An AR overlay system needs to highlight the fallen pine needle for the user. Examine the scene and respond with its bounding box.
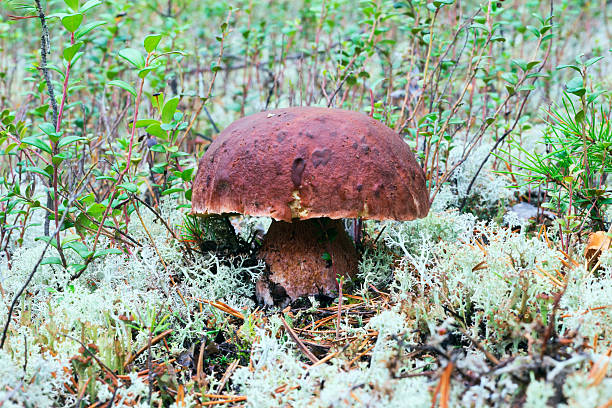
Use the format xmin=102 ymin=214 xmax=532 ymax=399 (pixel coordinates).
xmin=280 ymin=315 xmax=320 ymax=364
xmin=201 ymin=394 xmax=238 ymax=399
xmin=200 ymin=396 xmax=247 ymax=406
xmin=588 ymin=347 xmax=612 ymax=387
xmin=308 ymin=350 xmax=340 ymax=369
xmin=124 ymin=329 xmax=173 ymax=368
xmin=216 ymin=360 xmax=240 ymax=394
xmin=597 ymin=397 xmax=612 ymax=408
xmin=346 ymin=343 xmax=375 ymax=368
xmin=194 ymin=298 xmax=244 ymax=320
xmin=431 ymin=361 xmax=454 ymax=408
xmin=350 ymin=391 xmax=362 ymax=403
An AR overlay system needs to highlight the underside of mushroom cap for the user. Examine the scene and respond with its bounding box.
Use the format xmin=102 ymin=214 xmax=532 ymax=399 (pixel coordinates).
xmin=192 ymin=107 xmax=430 ymax=222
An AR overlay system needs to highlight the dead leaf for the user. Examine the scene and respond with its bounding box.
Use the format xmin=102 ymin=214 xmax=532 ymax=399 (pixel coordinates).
xmin=585 ymin=231 xmax=611 ymax=271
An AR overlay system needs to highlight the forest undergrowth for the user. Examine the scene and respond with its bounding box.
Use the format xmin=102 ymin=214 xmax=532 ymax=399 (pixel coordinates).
xmin=0 ymin=0 xmax=610 ymax=406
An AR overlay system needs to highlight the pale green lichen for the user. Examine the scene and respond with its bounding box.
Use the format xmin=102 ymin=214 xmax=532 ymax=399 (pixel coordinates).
xmin=1 ymin=197 xmax=610 ymax=406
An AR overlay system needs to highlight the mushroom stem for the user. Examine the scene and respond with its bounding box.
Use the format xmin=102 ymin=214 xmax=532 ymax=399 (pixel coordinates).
xmin=256 ymin=218 xmax=358 ymax=305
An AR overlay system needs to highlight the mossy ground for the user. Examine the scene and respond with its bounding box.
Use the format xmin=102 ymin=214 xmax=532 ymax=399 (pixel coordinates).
xmin=1 ymin=203 xmax=610 ymax=407
xmin=0 ymin=0 xmax=610 ymax=406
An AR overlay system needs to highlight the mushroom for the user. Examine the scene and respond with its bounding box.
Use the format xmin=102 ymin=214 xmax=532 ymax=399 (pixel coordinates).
xmin=191 ymin=107 xmax=429 ymax=305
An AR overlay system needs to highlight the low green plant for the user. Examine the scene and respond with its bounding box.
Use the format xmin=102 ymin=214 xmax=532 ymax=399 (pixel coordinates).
xmin=0 ymin=1 xmax=610 ymax=406
xmin=499 ymin=54 xmax=611 ymax=251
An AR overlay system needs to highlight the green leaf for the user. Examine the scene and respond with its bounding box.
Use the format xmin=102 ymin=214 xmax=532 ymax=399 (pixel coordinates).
xmin=70 ymin=51 xmax=85 ymax=66
xmin=151 ymin=93 xmax=164 ymax=111
xmin=161 ymin=97 xmax=179 ymax=123
xmin=144 ymin=34 xmax=162 ymax=53
xmin=64 ymin=241 xmax=92 ymax=259
xmin=4 ymin=143 xmax=18 ymax=154
xmin=511 ymin=59 xmax=528 ymax=71
xmin=517 ymin=84 xmax=535 ymax=92
xmin=432 ymin=0 xmax=454 ymax=8
xmin=21 ymin=137 xmax=52 ymax=154
xmin=556 ymin=64 xmax=581 ymax=73
xmin=75 ymin=21 xmax=105 ymax=39
xmin=93 ymin=248 xmax=122 ymax=258
xmin=80 ymin=0 xmax=102 ymax=12
xmin=68 ymin=264 xmax=87 ymax=274
xmin=118 ymin=182 xmax=138 ymax=193
xmin=145 ymin=123 xmax=168 ymax=139
xmin=86 ymin=203 xmax=106 ymax=218
xmin=63 ymin=42 xmax=83 ymax=63
xmin=108 ymin=80 xmax=137 ymax=98
xmin=118 ymin=48 xmax=145 ymax=69
xmin=180 ymin=168 xmax=194 ymax=181
xmin=52 ymin=153 xmax=66 ymax=165
xmin=138 ymin=66 xmax=156 ymax=78
xmin=539 ymin=25 xmax=552 ymax=35
xmin=151 ymin=163 xmax=167 ymax=173
xmin=565 ymin=77 xmax=585 ymax=96
xmin=575 ymin=110 xmax=585 ymax=123
xmin=39 ymin=122 xmax=57 ymax=136
xmin=587 ymin=90 xmax=606 ymax=104
xmin=41 ymin=256 xmax=63 ymax=265
xmin=135 ymin=119 xmax=159 ymax=128
xmin=321 ymin=252 xmax=332 ymax=261
xmin=150 ymin=144 xmax=166 ymax=152
xmin=58 ymin=135 xmax=87 ymax=148
xmin=35 ymin=236 xmax=59 ymax=249
xmin=25 ymin=166 xmax=52 ymax=178
xmin=45 ymin=63 xmax=66 ymax=77
xmin=585 ymin=56 xmax=603 ymax=67
xmin=61 ymin=13 xmax=83 ymax=33
xmin=526 ymin=72 xmax=549 ymax=79
xmin=526 ymin=25 xmax=540 ymax=38
xmin=161 ymin=187 xmax=183 ymax=196
xmin=210 ymin=61 xmax=221 ymax=72
xmin=63 ymin=0 xmax=79 ymax=11
xmin=501 ymin=72 xmax=518 ymax=85
xmin=526 ymin=60 xmax=540 ymax=70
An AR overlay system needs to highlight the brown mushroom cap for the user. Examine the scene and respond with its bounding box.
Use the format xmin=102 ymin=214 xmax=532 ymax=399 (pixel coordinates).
xmin=192 ymin=107 xmax=429 ymax=222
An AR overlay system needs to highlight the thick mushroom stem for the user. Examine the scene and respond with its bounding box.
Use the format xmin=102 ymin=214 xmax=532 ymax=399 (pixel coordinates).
xmin=256 ymin=218 xmax=358 ymax=305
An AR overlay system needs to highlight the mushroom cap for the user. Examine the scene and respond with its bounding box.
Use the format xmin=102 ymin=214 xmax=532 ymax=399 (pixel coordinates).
xmin=191 ymin=107 xmax=430 ymax=222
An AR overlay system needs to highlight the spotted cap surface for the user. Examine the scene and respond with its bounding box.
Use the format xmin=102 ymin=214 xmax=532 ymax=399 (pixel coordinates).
xmin=191 ymin=107 xmax=430 ymax=221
